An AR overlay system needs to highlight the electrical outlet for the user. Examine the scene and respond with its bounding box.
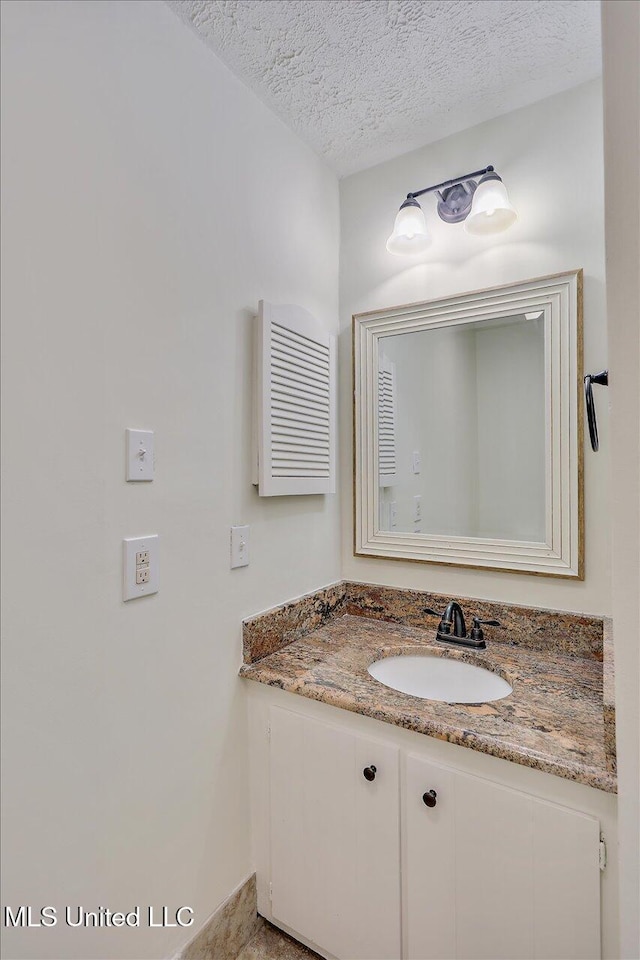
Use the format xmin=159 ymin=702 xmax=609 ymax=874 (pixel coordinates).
xmin=123 ymin=535 xmax=159 ymax=600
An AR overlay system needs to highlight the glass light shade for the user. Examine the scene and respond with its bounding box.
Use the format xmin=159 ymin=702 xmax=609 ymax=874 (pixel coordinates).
xmin=464 ymin=177 xmax=517 ymax=236
xmin=386 ymin=202 xmax=430 ymax=255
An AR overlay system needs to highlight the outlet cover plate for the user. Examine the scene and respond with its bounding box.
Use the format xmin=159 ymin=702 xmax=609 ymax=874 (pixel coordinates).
xmin=123 ymin=535 xmax=159 ymax=600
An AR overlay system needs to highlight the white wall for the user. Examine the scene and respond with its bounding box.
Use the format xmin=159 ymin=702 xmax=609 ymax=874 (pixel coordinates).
xmin=601 ymin=2 xmax=640 ymax=956
xmin=0 ymin=3 xmax=340 ymax=959
xmin=475 ymin=318 xmax=546 ymax=541
xmin=340 ymin=80 xmax=610 ymax=614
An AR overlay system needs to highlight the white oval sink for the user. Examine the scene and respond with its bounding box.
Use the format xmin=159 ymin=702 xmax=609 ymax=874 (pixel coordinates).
xmin=368 ymin=654 xmax=512 ymax=703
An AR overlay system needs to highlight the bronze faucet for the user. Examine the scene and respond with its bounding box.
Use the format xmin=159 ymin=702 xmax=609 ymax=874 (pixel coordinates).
xmin=424 ymin=601 xmax=500 ymax=650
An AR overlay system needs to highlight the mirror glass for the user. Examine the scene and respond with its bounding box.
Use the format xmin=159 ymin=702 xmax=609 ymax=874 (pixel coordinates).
xmin=354 ymin=272 xmax=582 ymax=577
xmin=378 ymin=312 xmax=546 ymax=542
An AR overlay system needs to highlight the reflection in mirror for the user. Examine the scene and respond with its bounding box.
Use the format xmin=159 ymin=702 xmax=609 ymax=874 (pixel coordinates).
xmin=378 ymin=312 xmax=546 ymax=542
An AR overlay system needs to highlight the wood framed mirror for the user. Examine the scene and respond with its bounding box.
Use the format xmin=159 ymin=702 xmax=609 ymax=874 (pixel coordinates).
xmin=353 ymin=270 xmax=583 ymax=577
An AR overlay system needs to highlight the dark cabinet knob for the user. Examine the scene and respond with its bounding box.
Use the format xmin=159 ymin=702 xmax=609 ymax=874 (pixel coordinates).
xmin=363 ymin=765 xmax=377 ymax=782
xmin=422 ymin=789 xmax=437 ymax=807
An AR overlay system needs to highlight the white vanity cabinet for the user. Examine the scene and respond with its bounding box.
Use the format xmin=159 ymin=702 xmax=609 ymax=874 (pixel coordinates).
xmin=404 ymin=754 xmax=601 ymax=960
xmin=249 ymin=688 xmax=616 ymax=960
xmin=269 ymin=706 xmax=401 ymax=960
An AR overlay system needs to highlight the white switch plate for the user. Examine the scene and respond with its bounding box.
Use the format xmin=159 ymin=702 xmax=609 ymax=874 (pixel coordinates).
xmin=413 ymin=495 xmax=422 ymax=521
xmin=123 ymin=535 xmax=159 ymax=600
xmin=412 ymin=450 xmax=422 ymax=474
xmin=389 ymin=501 xmax=397 ymax=528
xmin=230 ymin=525 xmax=250 ymax=569
xmin=126 ymin=429 xmax=154 ymax=481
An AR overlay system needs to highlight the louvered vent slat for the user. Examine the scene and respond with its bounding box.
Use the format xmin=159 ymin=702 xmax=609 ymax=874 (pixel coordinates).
xmin=272 ymin=360 xmax=329 ymax=389
xmin=272 ymin=404 xmax=329 ymax=425
xmin=272 ymin=418 xmax=329 ymax=433
xmin=378 ymin=356 xmax=397 ymax=487
xmin=272 ymin=369 xmax=330 ymax=395
xmin=272 ymin=385 xmax=330 ymax=408
xmin=255 ymin=301 xmax=336 ymax=495
xmin=272 ymin=322 xmax=328 ymax=357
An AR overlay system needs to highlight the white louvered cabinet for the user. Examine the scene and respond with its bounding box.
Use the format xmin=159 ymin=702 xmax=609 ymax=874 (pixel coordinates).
xmin=255 ymin=301 xmax=336 ymax=496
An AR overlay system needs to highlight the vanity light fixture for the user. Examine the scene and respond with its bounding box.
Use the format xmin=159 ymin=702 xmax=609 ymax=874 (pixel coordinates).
xmin=386 ymin=165 xmax=517 ymax=256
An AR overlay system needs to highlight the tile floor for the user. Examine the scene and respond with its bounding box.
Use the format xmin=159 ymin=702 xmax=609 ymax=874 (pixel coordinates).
xmin=237 ymin=919 xmax=320 ymax=959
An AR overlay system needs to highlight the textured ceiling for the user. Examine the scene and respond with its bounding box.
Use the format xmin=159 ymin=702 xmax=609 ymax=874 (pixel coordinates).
xmin=166 ymin=0 xmax=601 ymax=177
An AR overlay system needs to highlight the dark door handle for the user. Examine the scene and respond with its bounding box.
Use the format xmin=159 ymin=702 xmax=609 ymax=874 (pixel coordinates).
xmin=423 ymin=790 xmax=437 ymax=807
xmin=584 ymin=370 xmax=608 ymax=452
xmin=363 ymin=765 xmax=377 ymax=782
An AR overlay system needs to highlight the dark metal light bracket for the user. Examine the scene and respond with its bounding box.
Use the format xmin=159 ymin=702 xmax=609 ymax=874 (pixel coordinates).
xmin=407 ymin=165 xmax=496 ymax=224
xmin=437 ymin=181 xmax=477 ymax=223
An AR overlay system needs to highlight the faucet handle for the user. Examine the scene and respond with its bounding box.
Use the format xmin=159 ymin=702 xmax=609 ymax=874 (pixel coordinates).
xmin=425 ymin=608 xmax=454 ymax=636
xmin=424 ymin=608 xmax=452 ymax=632
xmin=470 ymin=616 xmax=501 ymax=644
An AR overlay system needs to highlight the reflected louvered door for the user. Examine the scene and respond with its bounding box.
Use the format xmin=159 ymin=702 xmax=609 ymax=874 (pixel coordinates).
xmin=378 ymin=355 xmax=397 ymax=487
xmin=256 ymin=301 xmax=336 ymax=496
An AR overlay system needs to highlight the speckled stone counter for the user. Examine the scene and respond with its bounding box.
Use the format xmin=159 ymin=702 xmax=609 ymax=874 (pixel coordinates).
xmin=603 ymin=618 xmax=616 ymax=774
xmin=240 ymin=584 xmax=616 ymax=794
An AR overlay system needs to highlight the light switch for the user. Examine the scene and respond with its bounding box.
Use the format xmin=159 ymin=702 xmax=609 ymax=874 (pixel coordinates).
xmin=413 ymin=495 xmax=422 ymax=521
xmin=126 ymin=429 xmax=154 ymax=481
xmin=123 ymin=535 xmax=159 ymax=600
xmin=231 ymin=525 xmax=250 ymax=569
xmin=412 ymin=450 xmax=422 ymax=474
xmin=389 ymin=501 xmax=398 ymax=528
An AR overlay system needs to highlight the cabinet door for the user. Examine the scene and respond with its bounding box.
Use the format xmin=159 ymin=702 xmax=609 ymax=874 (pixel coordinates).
xmin=269 ymin=706 xmax=401 ymax=959
xmin=404 ymin=755 xmax=601 ymax=960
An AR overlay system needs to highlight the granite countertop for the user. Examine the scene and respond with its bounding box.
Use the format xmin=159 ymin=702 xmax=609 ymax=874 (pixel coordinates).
xmin=240 ymin=599 xmax=616 ymax=794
